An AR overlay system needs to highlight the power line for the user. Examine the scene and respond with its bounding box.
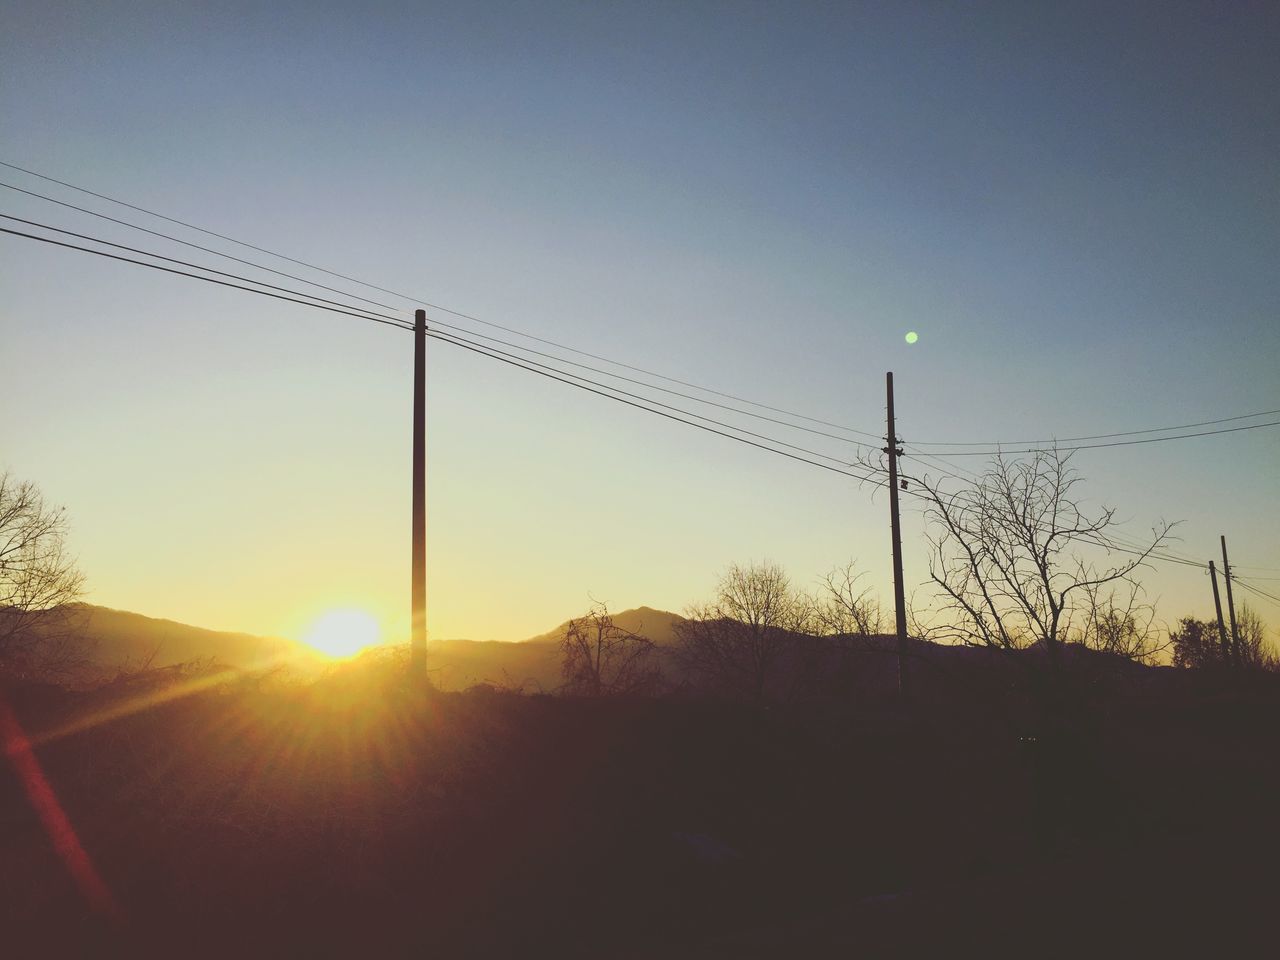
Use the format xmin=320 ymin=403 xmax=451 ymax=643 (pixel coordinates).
xmin=0 ymin=162 xmax=882 ymax=441
xmin=912 ymin=420 xmax=1280 ymax=456
xmin=1234 ymin=579 xmax=1280 ymax=611
xmin=0 ymin=159 xmax=411 ymax=308
xmin=420 ymin=317 xmax=881 ymax=450
xmin=428 ymin=327 xmax=880 ymax=476
xmin=13 ymin=161 xmax=1276 ymax=462
xmin=427 ymin=328 xmax=888 ymax=487
xmin=910 ymin=407 xmax=1280 ymax=448
xmin=0 ymin=213 xmax=411 ymax=327
xmin=0 ymin=180 xmax=404 ymax=313
xmin=1 ymin=222 xmax=882 ymax=485
xmin=0 ymin=225 xmax=413 ymax=332
xmin=5 ymin=169 xmax=1277 ymax=580
xmin=6 ymin=177 xmax=880 ymax=448
xmin=2 ymin=208 xmax=876 ymax=452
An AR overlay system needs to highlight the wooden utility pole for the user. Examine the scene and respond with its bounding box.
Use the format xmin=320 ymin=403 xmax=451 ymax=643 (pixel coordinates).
xmin=1220 ymin=536 xmax=1240 ymax=668
xmin=411 ymin=309 xmax=428 ymax=675
xmin=884 ymin=372 xmax=910 ymax=699
xmin=1208 ymin=560 xmax=1230 ymax=665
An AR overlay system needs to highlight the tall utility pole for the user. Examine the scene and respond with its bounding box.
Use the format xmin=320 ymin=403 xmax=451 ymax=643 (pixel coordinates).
xmin=1208 ymin=560 xmax=1230 ymax=665
xmin=411 ymin=309 xmax=428 ymax=676
xmin=1220 ymin=536 xmax=1240 ymax=668
xmin=884 ymin=372 xmax=910 ymax=699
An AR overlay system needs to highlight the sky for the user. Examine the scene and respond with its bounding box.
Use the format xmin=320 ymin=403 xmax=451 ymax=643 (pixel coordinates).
xmin=2 ymin=1 xmax=1277 ymax=644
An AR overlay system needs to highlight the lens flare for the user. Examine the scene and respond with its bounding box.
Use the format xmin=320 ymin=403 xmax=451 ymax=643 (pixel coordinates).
xmin=905 ymin=331 xmax=919 ymax=344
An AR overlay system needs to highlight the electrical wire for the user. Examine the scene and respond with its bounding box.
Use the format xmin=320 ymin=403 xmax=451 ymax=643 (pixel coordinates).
xmin=910 ymin=420 xmax=1280 ymax=455
xmin=1233 ymin=579 xmax=1280 ymax=611
xmin=0 ymin=225 xmax=414 ymax=331
xmin=1 ymin=222 xmax=881 ymax=485
xmin=0 ymin=213 xmax=411 ymax=327
xmin=0 ymin=163 xmax=882 ymax=441
xmin=3 ymin=203 xmax=880 ymax=450
xmin=910 ymin=408 xmax=1280 ymax=448
xmin=5 ymin=190 xmax=1277 ymax=580
xmin=0 ymin=180 xmax=404 ymax=313
xmin=421 ymin=317 xmax=881 ymax=450
xmin=427 ymin=328 xmax=888 ymax=487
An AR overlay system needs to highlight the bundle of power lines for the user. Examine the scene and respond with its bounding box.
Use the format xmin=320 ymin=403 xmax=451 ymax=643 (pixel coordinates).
xmin=2 ymin=159 xmax=1278 ymax=609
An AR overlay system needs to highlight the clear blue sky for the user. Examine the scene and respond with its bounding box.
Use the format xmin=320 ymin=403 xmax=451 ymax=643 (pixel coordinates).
xmin=2 ymin=1 xmax=1277 ymax=642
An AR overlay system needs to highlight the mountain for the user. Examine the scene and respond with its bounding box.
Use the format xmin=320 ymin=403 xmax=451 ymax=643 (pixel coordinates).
xmin=522 ymin=606 xmax=686 ymax=647
xmin=28 ymin=603 xmax=687 ymax=692
xmin=54 ymin=604 xmax=311 ymax=675
xmin=424 ymin=607 xmax=686 ymax=691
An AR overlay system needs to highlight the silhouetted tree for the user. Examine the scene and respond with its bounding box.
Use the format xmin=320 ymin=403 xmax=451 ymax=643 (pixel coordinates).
xmin=1074 ymin=581 xmax=1166 ymax=664
xmin=1169 ymin=617 xmax=1223 ymax=668
xmin=909 ymin=448 xmax=1172 ymax=666
xmin=1234 ymin=604 xmax=1278 ymax=670
xmin=814 ymin=561 xmax=883 ymax=639
xmin=0 ymin=471 xmax=86 ymax=675
xmin=560 ymin=602 xmax=661 ymax=696
xmin=674 ymin=561 xmax=812 ymax=702
xmin=805 ymin=561 xmax=886 ymax=696
xmin=1169 ymin=607 xmax=1276 ymax=671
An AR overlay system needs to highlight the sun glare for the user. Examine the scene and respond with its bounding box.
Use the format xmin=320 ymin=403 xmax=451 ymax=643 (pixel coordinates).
xmin=302 ymin=609 xmax=382 ymax=659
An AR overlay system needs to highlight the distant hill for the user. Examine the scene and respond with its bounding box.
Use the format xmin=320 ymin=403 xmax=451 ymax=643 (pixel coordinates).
xmin=52 ymin=604 xmax=312 ymax=675
xmin=428 ymin=607 xmax=686 ymax=691
xmin=31 ymin=603 xmax=1135 ymax=698
xmin=523 ymin=606 xmax=686 ymax=647
xmin=22 ymin=603 xmax=688 ymax=691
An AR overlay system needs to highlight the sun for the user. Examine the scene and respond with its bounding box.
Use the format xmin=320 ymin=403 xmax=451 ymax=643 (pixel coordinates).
xmin=302 ymin=609 xmax=383 ymax=659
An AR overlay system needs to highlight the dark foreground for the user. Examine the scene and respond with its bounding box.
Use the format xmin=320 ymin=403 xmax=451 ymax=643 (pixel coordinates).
xmin=3 ymin=661 xmax=1279 ymax=958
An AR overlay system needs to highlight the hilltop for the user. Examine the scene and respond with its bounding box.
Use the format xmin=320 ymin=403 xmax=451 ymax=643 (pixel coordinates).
xmin=34 ymin=603 xmax=689 ymax=691
xmin=35 ymin=604 xmax=311 ymax=677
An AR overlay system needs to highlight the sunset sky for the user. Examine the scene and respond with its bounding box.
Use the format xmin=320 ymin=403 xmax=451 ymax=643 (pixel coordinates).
xmin=2 ymin=1 xmax=1277 ymax=644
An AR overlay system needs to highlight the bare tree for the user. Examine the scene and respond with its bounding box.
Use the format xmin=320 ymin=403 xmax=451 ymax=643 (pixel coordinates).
xmin=910 ymin=449 xmax=1172 ymax=666
xmin=0 ymin=471 xmax=86 ymax=675
xmin=814 ymin=561 xmax=884 ymax=639
xmin=674 ymin=561 xmax=812 ymax=702
xmin=560 ymin=602 xmax=661 ymax=696
xmin=1074 ymin=581 xmax=1167 ymax=664
xmin=1234 ymin=604 xmax=1278 ymax=670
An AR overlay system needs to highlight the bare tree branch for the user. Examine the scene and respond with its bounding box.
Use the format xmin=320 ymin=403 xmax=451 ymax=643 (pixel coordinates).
xmin=0 ymin=471 xmax=87 ymax=676
xmin=907 ymin=448 xmax=1173 ymax=665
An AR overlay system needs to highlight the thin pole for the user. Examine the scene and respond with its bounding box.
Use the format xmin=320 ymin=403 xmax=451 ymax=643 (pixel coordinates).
xmin=885 ymin=372 xmax=910 ymax=699
xmin=1208 ymin=560 xmax=1230 ymax=666
xmin=411 ymin=309 xmax=427 ymax=675
xmin=1220 ymin=536 xmax=1240 ymax=668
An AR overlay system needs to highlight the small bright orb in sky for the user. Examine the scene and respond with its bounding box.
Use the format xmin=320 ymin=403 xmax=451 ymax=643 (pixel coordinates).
xmin=905 ymin=331 xmax=919 ymax=344
xmin=303 ymin=609 xmax=382 ymax=659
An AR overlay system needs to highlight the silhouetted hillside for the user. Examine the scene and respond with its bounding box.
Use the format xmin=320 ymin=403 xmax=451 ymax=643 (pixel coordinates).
xmin=34 ymin=604 xmax=311 ymax=676
xmin=425 ymin=638 xmax=561 ymax=691
xmin=524 ymin=606 xmax=686 ymax=647
xmin=428 ymin=607 xmax=685 ymax=691
xmin=22 ymin=604 xmax=687 ymax=692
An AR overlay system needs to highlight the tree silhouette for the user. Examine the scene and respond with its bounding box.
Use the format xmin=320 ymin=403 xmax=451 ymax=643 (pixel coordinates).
xmin=1170 ymin=617 xmax=1223 ymax=668
xmin=0 ymin=471 xmax=86 ymax=675
xmin=909 ymin=449 xmax=1172 ymax=665
xmin=559 ymin=602 xmax=661 ymax=696
xmin=674 ymin=560 xmax=812 ymax=702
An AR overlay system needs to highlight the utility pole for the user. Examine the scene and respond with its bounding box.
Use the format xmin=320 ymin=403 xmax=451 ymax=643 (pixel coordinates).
xmin=884 ymin=372 xmax=910 ymax=699
xmin=1220 ymin=536 xmax=1240 ymax=669
xmin=1208 ymin=560 xmax=1230 ymax=666
xmin=411 ymin=309 xmax=428 ymax=677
